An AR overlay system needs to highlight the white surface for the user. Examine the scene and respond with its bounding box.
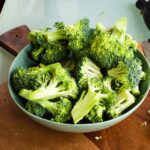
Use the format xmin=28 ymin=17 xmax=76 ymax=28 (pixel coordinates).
xmin=0 ymin=0 xmax=150 ymax=83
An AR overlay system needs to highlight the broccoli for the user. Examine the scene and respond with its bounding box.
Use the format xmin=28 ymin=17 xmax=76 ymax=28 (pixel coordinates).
xmin=54 ymin=22 xmax=65 ymax=30
xmin=18 ymin=63 xmax=78 ymax=101
xmin=25 ymin=101 xmax=47 ymax=117
xmin=29 ymin=18 xmax=90 ymax=62
xmin=53 ymin=18 xmax=91 ymax=56
xmin=28 ymin=28 xmax=67 ymax=64
xmin=76 ymin=57 xmax=103 ymax=89
xmin=86 ymin=102 xmax=106 ymax=123
xmin=71 ymin=79 xmax=115 ymax=124
xmin=107 ymin=57 xmax=146 ymax=93
xmin=88 ymin=17 xmax=137 ymax=69
xmin=31 ymin=47 xmax=44 ymax=61
xmin=107 ymin=90 xmax=135 ymax=118
xmin=37 ymin=97 xmax=72 ymax=123
xmin=40 ymin=42 xmax=67 ymax=65
xmin=12 ymin=64 xmax=52 ymax=92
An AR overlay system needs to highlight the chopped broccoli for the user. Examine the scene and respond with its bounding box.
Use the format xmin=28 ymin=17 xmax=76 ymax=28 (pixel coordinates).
xmin=65 ymin=18 xmax=90 ymax=56
xmin=25 ymin=101 xmax=47 ymax=117
xmin=71 ymin=79 xmax=115 ymax=124
xmin=29 ymin=18 xmax=90 ymax=62
xmin=107 ymin=57 xmax=146 ymax=93
xmin=40 ymin=42 xmax=67 ymax=65
xmin=18 ymin=63 xmax=78 ymax=101
xmin=12 ymin=64 xmax=52 ymax=92
xmin=54 ymin=22 xmax=65 ymax=30
xmin=107 ymin=90 xmax=135 ymax=118
xmin=28 ymin=28 xmax=67 ymax=64
xmin=76 ymin=57 xmax=103 ymax=89
xmin=31 ymin=47 xmax=44 ymax=61
xmin=86 ymin=102 xmax=106 ymax=123
xmin=88 ymin=17 xmax=137 ymax=69
xmin=53 ymin=18 xmax=91 ymax=56
xmin=37 ymin=97 xmax=72 ymax=123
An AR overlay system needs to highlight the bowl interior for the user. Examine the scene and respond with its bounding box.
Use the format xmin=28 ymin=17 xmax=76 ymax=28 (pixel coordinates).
xmin=8 ymin=44 xmax=150 ymax=129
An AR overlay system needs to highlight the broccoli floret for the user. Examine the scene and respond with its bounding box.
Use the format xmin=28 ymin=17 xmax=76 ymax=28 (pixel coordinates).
xmin=65 ymin=18 xmax=90 ymax=56
xmin=12 ymin=64 xmax=52 ymax=92
xmin=89 ymin=17 xmax=137 ymax=69
xmin=86 ymin=102 xmax=106 ymax=123
xmin=25 ymin=101 xmax=47 ymax=117
xmin=28 ymin=28 xmax=49 ymax=46
xmin=31 ymin=47 xmax=44 ymax=61
xmin=52 ymin=18 xmax=91 ymax=56
xmin=37 ymin=97 xmax=72 ymax=123
xmin=28 ymin=28 xmax=67 ymax=64
xmin=40 ymin=42 xmax=67 ymax=64
xmin=76 ymin=57 xmax=103 ymax=89
xmin=18 ymin=63 xmax=78 ymax=101
xmin=29 ymin=18 xmax=90 ymax=63
xmin=107 ymin=57 xmax=146 ymax=92
xmin=107 ymin=90 xmax=135 ymax=118
xmin=54 ymin=22 xmax=65 ymax=30
xmin=71 ymin=79 xmax=115 ymax=124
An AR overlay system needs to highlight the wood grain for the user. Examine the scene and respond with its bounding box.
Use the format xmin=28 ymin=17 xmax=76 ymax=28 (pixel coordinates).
xmin=0 ymin=82 xmax=99 ymax=150
xmin=0 ymin=25 xmax=30 ymax=56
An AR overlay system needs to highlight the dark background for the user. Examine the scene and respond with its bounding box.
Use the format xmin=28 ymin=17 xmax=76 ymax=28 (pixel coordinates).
xmin=0 ymin=0 xmax=5 ymax=13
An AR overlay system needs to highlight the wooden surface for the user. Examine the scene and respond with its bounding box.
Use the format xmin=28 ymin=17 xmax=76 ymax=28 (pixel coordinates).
xmin=0 ymin=25 xmax=150 ymax=150
xmin=0 ymin=25 xmax=30 ymax=55
xmin=0 ymin=82 xmax=99 ymax=150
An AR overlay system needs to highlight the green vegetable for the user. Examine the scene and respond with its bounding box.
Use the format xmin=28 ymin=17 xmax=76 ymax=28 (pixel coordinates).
xmin=12 ymin=64 xmax=52 ymax=92
xmin=28 ymin=28 xmax=67 ymax=64
xmin=89 ymin=17 xmax=137 ymax=69
xmin=25 ymin=101 xmax=47 ymax=117
xmin=71 ymin=79 xmax=115 ymax=123
xmin=86 ymin=102 xmax=106 ymax=123
xmin=107 ymin=57 xmax=146 ymax=93
xmin=76 ymin=56 xmax=103 ymax=89
xmin=18 ymin=63 xmax=78 ymax=101
xmin=28 ymin=18 xmax=90 ymax=64
xmin=107 ymin=90 xmax=135 ymax=118
xmin=37 ymin=97 xmax=72 ymax=123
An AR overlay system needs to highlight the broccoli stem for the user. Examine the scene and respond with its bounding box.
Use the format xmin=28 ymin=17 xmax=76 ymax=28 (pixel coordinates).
xmin=46 ymin=30 xmax=66 ymax=41
xmin=71 ymin=89 xmax=99 ymax=124
xmin=37 ymin=100 xmax=56 ymax=114
xmin=19 ymin=84 xmax=71 ymax=101
xmin=83 ymin=60 xmax=102 ymax=78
